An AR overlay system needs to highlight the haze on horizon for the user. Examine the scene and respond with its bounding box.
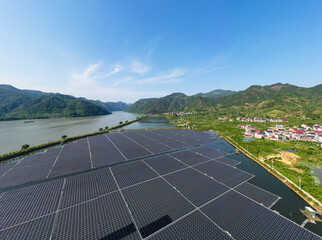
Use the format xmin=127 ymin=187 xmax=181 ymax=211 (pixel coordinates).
xmin=0 ymin=0 xmax=321 ymax=103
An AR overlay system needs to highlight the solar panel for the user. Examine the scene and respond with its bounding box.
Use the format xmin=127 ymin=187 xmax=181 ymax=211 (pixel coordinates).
xmin=0 ymin=161 xmax=17 ymax=177
xmin=60 ymin=168 xmax=118 ymax=208
xmin=0 ymin=180 xmax=63 ymax=229
xmin=235 ymin=182 xmax=281 ymax=208
xmin=144 ymin=155 xmax=186 ymax=175
xmin=170 ymin=150 xmax=209 ymax=166
xmin=0 ymin=162 xmax=53 ymax=188
xmin=111 ymin=161 xmax=158 ymax=188
xmin=0 ymin=214 xmax=55 ymax=240
xmin=88 ymin=135 xmax=126 ymax=167
xmin=149 ymin=211 xmax=231 ymax=240
xmin=48 ymin=139 xmax=91 ymax=177
xmin=164 ymin=168 xmax=229 ymax=206
xmin=214 ymin=156 xmax=240 ymax=167
xmin=122 ymin=178 xmax=195 ymax=238
xmin=190 ymin=146 xmax=228 ymax=158
xmin=107 ymin=133 xmax=152 ymax=160
xmin=201 ymin=190 xmax=320 ymax=240
xmin=194 ymin=160 xmax=254 ymax=187
xmin=52 ymin=191 xmax=141 ymax=240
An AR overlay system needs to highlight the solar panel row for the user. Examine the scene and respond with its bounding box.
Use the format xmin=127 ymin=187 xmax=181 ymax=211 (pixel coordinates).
xmin=88 ymin=135 xmax=126 ymax=167
xmin=60 ymin=168 xmax=118 ymax=208
xmin=52 ymin=192 xmax=141 ymax=240
xmin=194 ymin=160 xmax=254 ymax=187
xmin=48 ymin=139 xmax=91 ymax=178
xmin=200 ymin=191 xmax=320 ymax=240
xmin=235 ymin=182 xmax=281 ymax=208
xmin=149 ymin=211 xmax=232 ymax=240
xmin=0 ymin=180 xmax=63 ymax=229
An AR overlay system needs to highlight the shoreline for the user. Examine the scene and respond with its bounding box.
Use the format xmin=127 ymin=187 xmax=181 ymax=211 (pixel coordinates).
xmin=215 ymin=130 xmax=322 ymax=212
xmin=0 ymin=116 xmax=147 ymax=163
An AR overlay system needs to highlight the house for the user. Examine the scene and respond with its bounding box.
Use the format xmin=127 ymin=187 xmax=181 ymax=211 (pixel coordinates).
xmin=238 ymin=124 xmax=245 ymax=128
xmin=255 ymin=132 xmax=263 ymax=139
xmin=276 ymin=124 xmax=284 ymax=129
xmin=230 ymin=118 xmax=234 ymax=122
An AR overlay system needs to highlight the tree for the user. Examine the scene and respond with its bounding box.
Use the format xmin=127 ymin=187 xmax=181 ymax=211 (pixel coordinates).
xmin=99 ymin=128 xmax=103 ymax=131
xmin=119 ymin=121 xmax=123 ymax=125
xmin=21 ymin=144 xmax=30 ymax=150
xmin=61 ymin=135 xmax=67 ymax=139
xmin=125 ymin=120 xmax=128 ymax=123
xmin=105 ymin=126 xmax=109 ymax=130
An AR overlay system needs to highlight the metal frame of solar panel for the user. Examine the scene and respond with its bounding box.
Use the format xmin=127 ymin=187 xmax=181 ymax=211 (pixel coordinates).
xmin=122 ymin=177 xmax=195 ymax=238
xmin=143 ymin=155 xmax=186 ymax=175
xmin=194 ymin=160 xmax=254 ymax=187
xmin=214 ymin=156 xmax=240 ymax=167
xmin=170 ymin=150 xmax=210 ymax=166
xmin=52 ymin=191 xmax=141 ymax=240
xmin=0 ymin=180 xmax=63 ymax=229
xmin=88 ymin=135 xmax=126 ymax=167
xmin=107 ymin=133 xmax=152 ymax=160
xmin=48 ymin=139 xmax=91 ymax=177
xmin=148 ymin=211 xmax=232 ymax=240
xmin=235 ymin=182 xmax=281 ymax=208
xmin=121 ymin=131 xmax=173 ymax=154
xmin=60 ymin=168 xmax=118 ymax=208
xmin=190 ymin=145 xmax=228 ymax=159
xmin=200 ymin=190 xmax=320 ymax=240
xmin=164 ymin=168 xmax=229 ymax=206
xmin=0 ymin=214 xmax=55 ymax=240
xmin=111 ymin=161 xmax=158 ymax=188
xmin=0 ymin=161 xmax=18 ymax=177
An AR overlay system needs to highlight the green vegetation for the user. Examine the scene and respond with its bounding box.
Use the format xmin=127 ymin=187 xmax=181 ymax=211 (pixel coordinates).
xmin=194 ymin=89 xmax=236 ymax=98
xmin=0 ymin=84 xmax=111 ymax=120
xmin=127 ymin=83 xmax=321 ymax=120
xmin=61 ymin=135 xmax=67 ymax=140
xmin=21 ymin=144 xmax=30 ymax=150
xmin=166 ymin=113 xmax=322 ymax=203
xmin=87 ymin=99 xmax=131 ymax=111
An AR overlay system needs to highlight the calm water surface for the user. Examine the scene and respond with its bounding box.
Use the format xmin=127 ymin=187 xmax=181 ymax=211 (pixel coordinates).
xmin=0 ymin=112 xmax=144 ymax=154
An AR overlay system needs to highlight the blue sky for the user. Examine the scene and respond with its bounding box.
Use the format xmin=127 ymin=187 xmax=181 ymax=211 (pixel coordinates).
xmin=0 ymin=0 xmax=321 ymax=102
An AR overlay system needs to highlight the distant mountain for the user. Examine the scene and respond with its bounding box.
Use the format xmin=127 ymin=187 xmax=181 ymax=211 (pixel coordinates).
xmin=126 ymin=92 xmax=216 ymax=114
xmin=0 ymin=85 xmax=111 ymax=120
xmin=88 ymin=100 xmax=131 ymax=111
xmin=194 ymin=89 xmax=236 ymax=98
xmin=215 ymin=83 xmax=322 ymax=119
xmin=126 ymin=83 xmax=322 ymax=119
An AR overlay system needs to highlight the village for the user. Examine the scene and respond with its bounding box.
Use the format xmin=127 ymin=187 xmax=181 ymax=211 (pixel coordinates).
xmin=218 ymin=116 xmax=322 ymax=143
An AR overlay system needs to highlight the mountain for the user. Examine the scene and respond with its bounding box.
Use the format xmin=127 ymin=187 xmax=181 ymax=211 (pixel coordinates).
xmin=0 ymin=85 xmax=111 ymax=120
xmin=126 ymin=92 xmax=217 ymax=114
xmin=126 ymin=83 xmax=322 ymax=119
xmin=194 ymin=89 xmax=236 ymax=98
xmin=215 ymin=83 xmax=322 ymax=119
xmin=88 ymin=100 xmax=131 ymax=111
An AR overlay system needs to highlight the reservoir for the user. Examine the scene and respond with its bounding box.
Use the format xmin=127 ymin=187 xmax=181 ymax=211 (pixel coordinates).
xmin=0 ymin=112 xmax=144 ymax=155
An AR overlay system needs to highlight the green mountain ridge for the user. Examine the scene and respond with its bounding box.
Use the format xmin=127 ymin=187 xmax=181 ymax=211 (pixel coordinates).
xmin=0 ymin=85 xmax=111 ymax=120
xmin=126 ymin=83 xmax=322 ymax=119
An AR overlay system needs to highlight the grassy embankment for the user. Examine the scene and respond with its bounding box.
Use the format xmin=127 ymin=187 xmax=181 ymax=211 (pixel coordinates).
xmin=165 ymin=113 xmax=322 ymax=209
xmin=0 ymin=116 xmax=146 ymax=163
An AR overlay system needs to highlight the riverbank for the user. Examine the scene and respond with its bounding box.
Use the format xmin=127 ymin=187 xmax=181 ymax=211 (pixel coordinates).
xmin=218 ymin=132 xmax=322 ymax=212
xmin=0 ymin=116 xmax=147 ymax=163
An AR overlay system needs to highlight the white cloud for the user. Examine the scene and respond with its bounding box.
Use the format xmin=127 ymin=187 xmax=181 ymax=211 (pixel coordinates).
xmin=68 ymin=63 xmax=122 ymax=88
xmin=194 ymin=55 xmax=229 ymax=75
xmin=135 ymin=68 xmax=186 ymax=84
xmin=131 ymin=60 xmax=150 ymax=75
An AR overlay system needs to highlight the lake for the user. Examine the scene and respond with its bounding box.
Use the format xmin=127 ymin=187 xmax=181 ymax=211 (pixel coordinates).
xmin=0 ymin=112 xmax=148 ymax=155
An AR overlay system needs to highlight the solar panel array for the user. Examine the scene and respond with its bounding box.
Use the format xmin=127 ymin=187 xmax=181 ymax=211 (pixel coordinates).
xmin=0 ymin=129 xmax=320 ymax=240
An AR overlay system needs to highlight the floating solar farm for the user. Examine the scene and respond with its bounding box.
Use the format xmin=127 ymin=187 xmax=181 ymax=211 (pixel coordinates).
xmin=0 ymin=129 xmax=321 ymax=239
